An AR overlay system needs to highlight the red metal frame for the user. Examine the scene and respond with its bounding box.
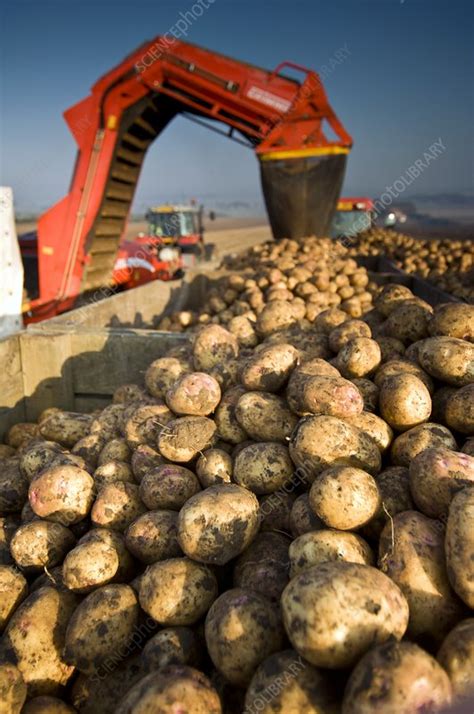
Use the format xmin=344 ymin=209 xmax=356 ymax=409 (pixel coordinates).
xmin=32 ymin=38 xmax=352 ymax=318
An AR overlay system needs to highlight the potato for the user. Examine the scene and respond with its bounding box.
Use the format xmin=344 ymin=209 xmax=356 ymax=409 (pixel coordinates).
xmin=193 ymin=324 xmax=239 ymax=371
xmin=195 ymin=448 xmax=232 ymax=488
xmin=130 ymin=444 xmax=164 ymax=482
xmin=313 ymin=307 xmax=348 ymax=333
xmin=374 ymin=358 xmax=434 ymax=393
xmin=292 ymin=374 xmax=364 ymax=420
xmin=235 ymin=391 xmax=298 ymax=442
xmin=363 ymin=466 xmax=414 ymax=539
xmin=391 ymin=422 xmax=457 ymax=465
xmin=98 ymin=438 xmax=131 ymax=465
xmin=62 ymin=528 xmax=133 ymax=594
xmin=290 ymin=416 xmax=381 ymax=483
xmin=437 ymin=619 xmax=474 ymax=702
xmin=139 ymin=464 xmax=201 ymax=510
xmin=329 ymin=319 xmax=371 ymax=352
xmin=214 ymin=386 xmax=248 ymax=444
xmin=379 ymin=510 xmax=465 ymax=645
xmin=7 ymin=423 xmax=40 ymax=449
xmin=256 ymin=300 xmax=301 ymax=336
xmin=0 ymin=515 xmax=20 ymax=565
xmin=336 ymin=337 xmax=381 ymax=379
xmin=124 ymin=403 xmax=174 ymax=450
xmin=233 ymin=532 xmax=290 ymax=603
xmin=93 ymin=460 xmax=134 ymax=489
xmin=289 ymin=530 xmax=374 ymax=577
xmin=259 ymin=491 xmax=294 ymax=533
xmin=205 ymin=588 xmax=284 ymax=686
xmin=445 ymin=487 xmax=474 ymax=608
xmin=228 ymin=315 xmax=258 ymax=348
xmin=462 ymin=437 xmax=474 ymax=456
xmin=178 ymin=484 xmax=259 ymax=565
xmin=0 ymin=586 xmax=77 ymax=695
xmin=91 ymin=481 xmax=146 ymax=531
xmin=0 ymin=459 xmax=29 ymax=513
xmin=240 ymin=343 xmax=298 ymax=392
xmin=0 ymin=565 xmax=27 ymax=631
xmin=309 ymin=466 xmax=381 ymax=531
xmin=0 ymin=444 xmax=16 ymax=459
xmin=145 ymin=357 xmax=191 ymax=398
xmin=376 ymin=336 xmax=405 ymax=362
xmin=139 ymin=557 xmax=217 ymax=626
xmin=379 ymin=374 xmax=432 ymax=431
xmin=351 ymin=378 xmax=379 ymax=412
xmin=166 ymin=372 xmax=221 ymax=416
xmin=64 ymin=584 xmax=139 ymax=675
xmin=289 ymin=494 xmax=324 ymax=537
xmin=71 ymin=433 xmax=105 ymax=469
xmin=445 ymin=384 xmax=474 ymax=434
xmin=113 ymin=383 xmax=148 ymax=405
xmin=115 ymin=666 xmax=222 ymax=714
xmin=383 ymin=300 xmax=432 ymax=344
xmin=342 ymin=640 xmax=452 ymax=714
xmin=417 ymin=337 xmax=474 ymax=386
xmin=125 ymin=510 xmax=181 ymax=564
xmin=374 ymin=283 xmax=414 ymax=316
xmin=89 ymin=404 xmax=125 ymax=441
xmin=28 ymin=464 xmax=94 ymax=525
xmin=39 ymin=412 xmax=92 ymax=448
xmin=281 ymin=562 xmax=408 ymax=668
xmin=429 ymin=303 xmax=474 ymax=342
xmin=233 ymin=442 xmax=293 ymax=495
xmin=345 ymin=412 xmax=393 ymax=452
xmin=10 ymin=520 xmax=75 ymax=572
xmin=142 ymin=628 xmax=199 ymax=671
xmin=70 ymin=654 xmax=146 ymax=714
xmin=157 ymin=416 xmax=217 ymax=462
xmin=19 ymin=441 xmax=66 ymax=481
xmin=0 ymin=663 xmax=27 ymax=714
xmin=409 ymin=447 xmax=474 ymax=518
xmin=245 ymin=649 xmax=340 ymax=714
xmin=21 ymin=696 xmax=76 ymax=713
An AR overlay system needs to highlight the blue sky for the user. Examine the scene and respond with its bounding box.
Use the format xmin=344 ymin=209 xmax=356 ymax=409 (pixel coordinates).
xmin=0 ymin=0 xmax=473 ymax=214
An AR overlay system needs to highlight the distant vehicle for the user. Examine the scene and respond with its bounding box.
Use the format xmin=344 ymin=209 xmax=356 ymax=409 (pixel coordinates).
xmin=330 ymin=197 xmax=408 ymax=238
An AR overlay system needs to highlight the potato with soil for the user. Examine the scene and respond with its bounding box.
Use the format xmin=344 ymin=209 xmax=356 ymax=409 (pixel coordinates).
xmin=417 ymin=336 xmax=474 ymax=386
xmin=309 ymin=466 xmax=381 ymax=531
xmin=383 ymin=300 xmax=432 ymax=344
xmin=166 ymin=372 xmax=221 ymax=416
xmin=115 ymin=666 xmax=222 ymax=714
xmin=28 ymin=464 xmax=94 ymax=525
xmin=379 ymin=510 xmax=465 ymax=645
xmin=97 ymin=438 xmax=131 ymax=465
xmin=408 ymin=447 xmax=474 ymax=518
xmin=336 ymin=337 xmax=381 ymax=379
xmin=125 ymin=510 xmax=181 ymax=564
xmin=0 ymin=663 xmax=27 ymax=714
xmin=445 ymin=384 xmax=474 ymax=434
xmin=196 ymin=448 xmax=233 ymax=487
xmin=0 ymin=459 xmax=29 ymax=513
xmin=124 ymin=403 xmax=174 ymax=450
xmin=240 ymin=343 xmax=298 ymax=392
xmin=205 ymin=588 xmax=284 ymax=686
xmin=290 ymin=416 xmax=381 ymax=483
xmin=142 ymin=628 xmax=200 ymax=671
xmin=291 ymin=374 xmax=364 ymax=420
xmin=445 ymin=487 xmax=474 ymax=608
xmin=39 ymin=411 xmax=92 ymax=448
xmin=233 ymin=532 xmax=290 ymax=603
xmin=233 ymin=442 xmax=294 ymax=495
xmin=352 ymin=378 xmax=379 ymax=412
xmin=93 ymin=460 xmax=134 ymax=489
xmin=19 ymin=441 xmax=66 ymax=481
xmin=429 ymin=302 xmax=474 ymax=342
xmin=91 ymin=481 xmax=145 ymax=532
xmin=139 ymin=464 xmax=201 ymax=511
xmin=157 ymin=415 xmax=217 ymax=462
xmin=145 ymin=356 xmax=191 ymax=398
xmin=342 ymin=640 xmax=452 ymax=714
xmin=177 ymin=483 xmax=259 ymax=565
xmin=256 ymin=300 xmax=301 ymax=337
xmin=390 ymin=422 xmax=457 ymax=466
xmin=345 ymin=411 xmax=393 ymax=453
xmin=10 ymin=520 xmax=75 ymax=573
xmin=328 ymin=319 xmax=371 ymax=353
xmin=437 ymin=618 xmax=474 ymax=702
xmin=70 ymin=653 xmax=146 ymax=714
xmin=363 ymin=466 xmax=414 ymax=539
xmin=64 ymin=584 xmax=139 ymax=675
xmin=193 ymin=324 xmax=239 ymax=371
xmin=289 ymin=494 xmax=324 ymax=537
xmin=6 ymin=423 xmax=40 ymax=449
xmin=214 ymin=385 xmax=248 ymax=444
xmin=245 ymin=649 xmax=340 ymax=714
xmin=235 ymin=391 xmax=298 ymax=442
xmin=289 ymin=530 xmax=374 ymax=577
xmin=281 ymin=562 xmax=409 ymax=668
xmin=0 ymin=586 xmax=78 ymax=695
xmin=139 ymin=557 xmax=217 ymax=626
xmin=130 ymin=444 xmax=164 ymax=482
xmin=0 ymin=565 xmax=28 ymax=631
xmin=379 ymin=373 xmax=432 ymax=431
xmin=21 ymin=696 xmax=76 ymax=714
xmin=62 ymin=528 xmax=132 ymax=593
xmin=374 ymin=283 xmax=415 ymax=316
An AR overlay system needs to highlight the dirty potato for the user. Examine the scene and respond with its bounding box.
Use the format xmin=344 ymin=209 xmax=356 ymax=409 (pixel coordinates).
xmin=166 ymin=372 xmax=221 ymax=416
xmin=28 ymin=464 xmax=95 ymax=525
xmin=125 ymin=510 xmax=181 ymax=564
xmin=139 ymin=464 xmax=201 ymax=511
xmin=445 ymin=487 xmax=474 ymax=608
xmin=379 ymin=374 xmax=432 ymax=431
xmin=289 ymin=530 xmax=374 ymax=577
xmin=233 ymin=442 xmax=294 ymax=495
xmin=157 ymin=416 xmax=217 ymax=462
xmin=309 ymin=466 xmax=381 ymax=531
xmin=235 ymin=391 xmax=298 ymax=442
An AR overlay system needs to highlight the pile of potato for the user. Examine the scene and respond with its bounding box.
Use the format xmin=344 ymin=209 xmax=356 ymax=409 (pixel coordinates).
xmin=1 ymin=241 xmax=474 ymax=712
xmin=348 ymin=228 xmax=474 ymax=303
xmin=158 ymin=237 xmax=378 ymax=333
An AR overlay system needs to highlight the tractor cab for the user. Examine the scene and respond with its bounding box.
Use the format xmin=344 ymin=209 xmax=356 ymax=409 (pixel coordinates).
xmin=330 ymin=197 xmax=374 ymax=239
xmin=145 ymin=204 xmax=204 ymax=261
